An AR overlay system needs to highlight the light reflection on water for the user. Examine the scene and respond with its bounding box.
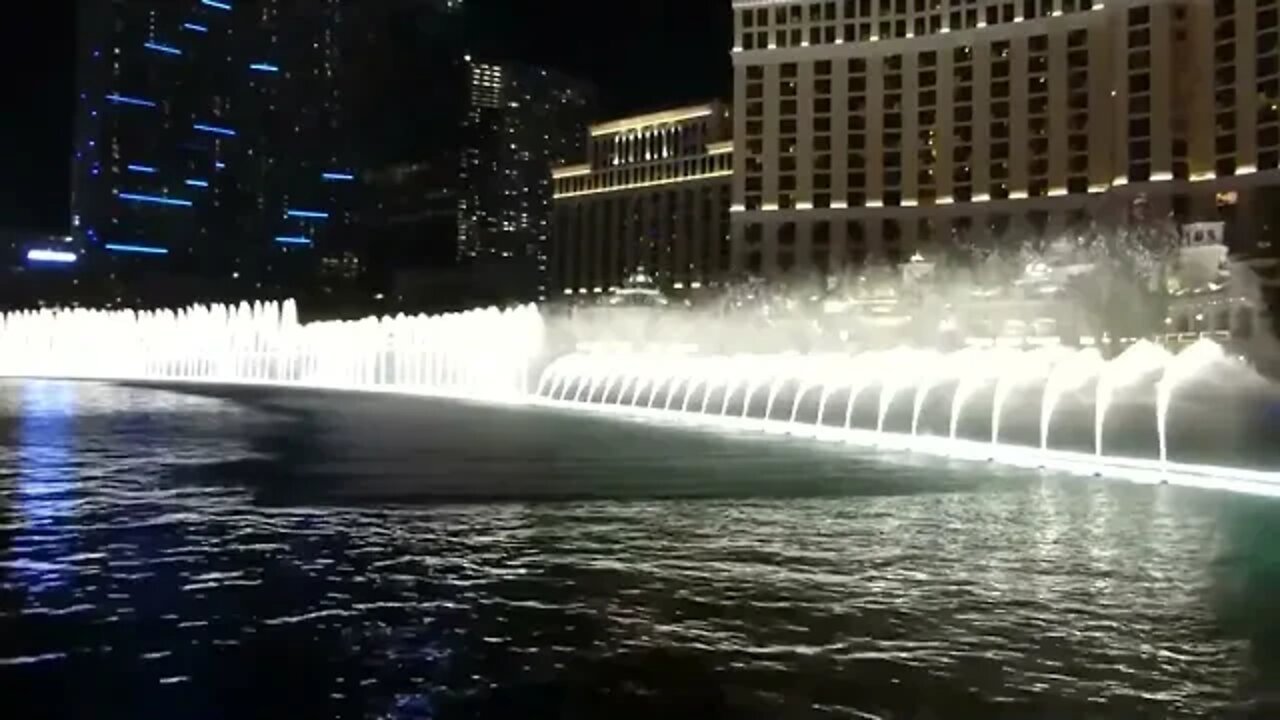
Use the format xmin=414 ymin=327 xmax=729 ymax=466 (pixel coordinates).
xmin=0 ymin=380 xmax=1277 ymax=719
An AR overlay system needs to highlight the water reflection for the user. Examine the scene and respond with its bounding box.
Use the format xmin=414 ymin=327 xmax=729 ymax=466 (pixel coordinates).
xmin=13 ymin=381 xmax=78 ymax=598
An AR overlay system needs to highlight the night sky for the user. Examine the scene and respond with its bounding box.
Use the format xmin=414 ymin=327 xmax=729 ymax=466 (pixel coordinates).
xmin=0 ymin=0 xmax=731 ymax=235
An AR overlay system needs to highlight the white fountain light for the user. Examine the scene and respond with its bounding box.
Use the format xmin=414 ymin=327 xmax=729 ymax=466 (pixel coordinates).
xmin=4 ymin=302 xmax=1276 ymax=498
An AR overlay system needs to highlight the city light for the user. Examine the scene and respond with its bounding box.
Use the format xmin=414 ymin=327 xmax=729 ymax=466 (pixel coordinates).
xmin=249 ymin=63 xmax=280 ymax=73
xmin=193 ymin=123 xmax=236 ymax=137
xmin=274 ymin=236 xmax=312 ymax=245
xmin=184 ymin=179 xmax=210 ymax=188
xmin=200 ymin=0 xmax=231 ymax=9
xmin=104 ymin=244 xmax=169 ymax=255
xmin=143 ymin=42 xmax=182 ymax=56
xmin=285 ymin=209 xmax=329 ymax=220
xmin=117 ymin=193 xmax=193 ymax=207
xmin=105 ymin=94 xmax=157 ymax=108
xmin=321 ymin=172 xmax=355 ymax=181
xmin=26 ymin=250 xmax=78 ymax=264
xmin=182 ymin=23 xmax=208 ymax=32
xmin=126 ymin=164 xmax=158 ymax=174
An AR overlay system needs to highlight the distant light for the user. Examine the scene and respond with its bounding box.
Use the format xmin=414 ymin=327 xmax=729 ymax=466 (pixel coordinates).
xmin=106 ymin=93 xmax=156 ymax=107
xmin=182 ymin=23 xmax=208 ymax=32
xmin=193 ymin=123 xmax=236 ymax=136
xmin=144 ymin=42 xmax=182 ymax=56
xmin=215 ymin=161 xmax=226 ymax=169
xmin=126 ymin=164 xmax=158 ymax=174
xmin=274 ymin=236 xmax=312 ymax=245
xmin=249 ymin=63 xmax=280 ymax=72
xmin=184 ymin=179 xmax=209 ymax=187
xmin=285 ymin=209 xmax=329 ymax=220
xmin=105 ymin=243 xmax=168 ymax=255
xmin=118 ymin=192 xmax=193 ymax=207
xmin=200 ymin=0 xmax=231 ymax=9
xmin=321 ymin=172 xmax=355 ymax=181
xmin=27 ymin=249 xmax=78 ymax=264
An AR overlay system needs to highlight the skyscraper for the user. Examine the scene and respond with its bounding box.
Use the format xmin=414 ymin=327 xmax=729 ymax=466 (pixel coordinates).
xmin=729 ymin=0 xmax=1280 ymax=278
xmin=458 ymin=60 xmax=594 ymax=303
xmin=72 ymin=0 xmax=358 ymax=308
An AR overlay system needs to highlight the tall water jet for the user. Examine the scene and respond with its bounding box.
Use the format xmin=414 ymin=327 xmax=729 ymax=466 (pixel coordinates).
xmin=909 ymin=350 xmax=947 ymax=437
xmin=949 ymin=348 xmax=1016 ymax=443
xmin=989 ymin=347 xmax=1070 ymax=445
xmin=1040 ymin=348 xmax=1105 ymax=453
xmin=839 ymin=352 xmax=889 ymax=430
xmin=1094 ymin=340 xmax=1172 ymax=458
xmin=1156 ymin=339 xmax=1226 ymax=469
xmin=877 ymin=350 xmax=928 ymax=436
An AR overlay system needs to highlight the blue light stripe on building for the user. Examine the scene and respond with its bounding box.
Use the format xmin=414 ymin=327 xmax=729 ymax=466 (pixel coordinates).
xmin=249 ymin=63 xmax=280 ymax=72
xmin=105 ymin=244 xmax=169 ymax=255
xmin=143 ymin=42 xmax=182 ymax=56
xmin=193 ymin=123 xmax=236 ymax=136
xmin=184 ymin=179 xmax=210 ymax=188
xmin=106 ymin=94 xmax=157 ymax=107
xmin=126 ymin=164 xmax=158 ymax=174
xmin=200 ymin=0 xmax=231 ymax=10
xmin=118 ymin=193 xmax=193 ymax=208
xmin=26 ymin=249 xmax=78 ymax=264
xmin=182 ymin=23 xmax=208 ymax=32
xmin=285 ymin=209 xmax=329 ymax=219
xmin=274 ymin=236 xmax=312 ymax=245
xmin=321 ymin=172 xmax=355 ymax=181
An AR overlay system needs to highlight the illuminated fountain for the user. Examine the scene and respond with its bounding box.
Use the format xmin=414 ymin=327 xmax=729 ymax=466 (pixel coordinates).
xmin=534 ymin=343 xmax=1280 ymax=496
xmin=0 ymin=300 xmax=543 ymax=403
xmin=0 ymin=296 xmax=1276 ymax=497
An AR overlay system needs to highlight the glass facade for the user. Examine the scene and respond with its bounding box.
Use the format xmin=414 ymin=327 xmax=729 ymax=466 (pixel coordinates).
xmin=72 ymin=0 xmax=357 ymax=307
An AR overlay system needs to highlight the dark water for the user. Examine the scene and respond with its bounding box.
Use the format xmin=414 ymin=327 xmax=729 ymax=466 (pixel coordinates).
xmin=2 ymin=380 xmax=1279 ymax=719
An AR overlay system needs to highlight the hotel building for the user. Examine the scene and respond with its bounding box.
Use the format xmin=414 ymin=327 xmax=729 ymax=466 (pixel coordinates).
xmin=550 ymin=103 xmax=735 ymax=297
xmin=729 ymin=0 xmax=1280 ymax=277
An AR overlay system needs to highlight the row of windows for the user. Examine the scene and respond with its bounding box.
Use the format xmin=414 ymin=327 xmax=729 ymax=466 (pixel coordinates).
xmin=1216 ymin=0 xmax=1239 ymax=176
xmin=554 ymin=153 xmax=732 ymax=197
xmin=552 ymin=187 xmax=732 ymax=288
xmin=1260 ymin=0 xmax=1280 ymax=170
xmin=742 ymin=35 xmax=1100 ymax=208
xmin=737 ymin=0 xmax=1098 ymax=48
xmin=591 ymin=121 xmax=714 ymax=168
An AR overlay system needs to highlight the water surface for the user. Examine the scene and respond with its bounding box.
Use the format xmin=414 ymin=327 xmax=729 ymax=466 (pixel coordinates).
xmin=1 ymin=380 xmax=1278 ymax=719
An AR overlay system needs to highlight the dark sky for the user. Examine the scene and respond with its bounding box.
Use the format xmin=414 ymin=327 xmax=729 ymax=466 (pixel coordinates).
xmin=0 ymin=0 xmax=730 ymax=235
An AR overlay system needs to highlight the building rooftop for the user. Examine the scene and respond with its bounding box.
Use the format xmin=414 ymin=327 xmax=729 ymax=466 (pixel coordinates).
xmin=589 ymin=104 xmax=722 ymax=137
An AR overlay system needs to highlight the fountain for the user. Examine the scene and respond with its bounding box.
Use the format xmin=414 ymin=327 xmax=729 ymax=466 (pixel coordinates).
xmin=533 ymin=343 xmax=1279 ymax=497
xmin=0 ymin=300 xmax=542 ymax=404
xmin=1 ymin=297 xmax=1277 ymax=497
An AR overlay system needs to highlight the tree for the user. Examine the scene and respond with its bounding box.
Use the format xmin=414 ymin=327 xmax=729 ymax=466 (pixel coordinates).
xmin=1062 ymin=195 xmax=1181 ymax=347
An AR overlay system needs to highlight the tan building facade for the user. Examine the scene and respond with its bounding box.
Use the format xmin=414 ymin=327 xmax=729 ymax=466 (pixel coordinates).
xmin=550 ymin=104 xmax=735 ymax=297
xmin=730 ymin=0 xmax=1280 ymax=277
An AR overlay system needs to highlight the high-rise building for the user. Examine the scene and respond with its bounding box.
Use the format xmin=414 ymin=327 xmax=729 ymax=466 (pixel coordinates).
xmin=729 ymin=0 xmax=1280 ymax=279
xmin=72 ymin=0 xmax=359 ymax=308
xmin=550 ymin=104 xmax=735 ymax=298
xmin=459 ymin=60 xmax=594 ymax=303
